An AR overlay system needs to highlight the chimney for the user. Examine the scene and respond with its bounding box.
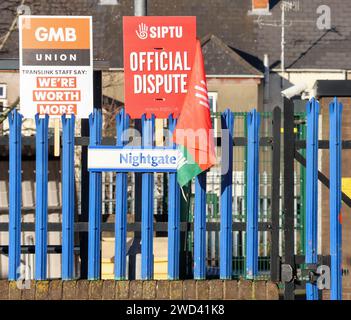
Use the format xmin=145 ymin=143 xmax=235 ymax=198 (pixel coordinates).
xmin=252 ymin=0 xmax=269 ymax=11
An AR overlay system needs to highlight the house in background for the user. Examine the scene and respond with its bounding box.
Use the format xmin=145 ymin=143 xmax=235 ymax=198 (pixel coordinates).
xmin=0 ymin=60 xmax=18 ymax=110
xmin=2 ymin=0 xmax=351 ymax=112
xmin=202 ymin=34 xmax=263 ymax=114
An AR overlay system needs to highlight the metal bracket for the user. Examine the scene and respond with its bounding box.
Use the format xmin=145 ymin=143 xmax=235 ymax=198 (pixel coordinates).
xmin=281 ymin=264 xmax=294 ymax=283
xmin=302 ymin=264 xmax=320 ymax=284
xmin=282 ymin=263 xmax=327 ymax=287
xmin=296 ymin=263 xmax=329 ymax=289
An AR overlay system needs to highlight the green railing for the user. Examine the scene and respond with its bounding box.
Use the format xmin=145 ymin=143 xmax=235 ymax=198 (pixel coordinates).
xmin=99 ymin=110 xmax=307 ymax=280
xmin=184 ymin=111 xmax=307 ymax=280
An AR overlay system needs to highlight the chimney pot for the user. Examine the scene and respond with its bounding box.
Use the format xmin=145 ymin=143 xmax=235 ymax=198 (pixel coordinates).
xmin=252 ymin=0 xmax=269 ymax=10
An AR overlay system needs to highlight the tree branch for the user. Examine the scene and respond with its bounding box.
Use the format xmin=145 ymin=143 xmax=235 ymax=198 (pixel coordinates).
xmin=0 ymin=0 xmax=26 ymax=52
xmin=0 ymin=97 xmax=19 ymax=124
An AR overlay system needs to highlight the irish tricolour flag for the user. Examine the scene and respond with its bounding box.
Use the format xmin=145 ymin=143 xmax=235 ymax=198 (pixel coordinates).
xmin=173 ymin=40 xmax=216 ymax=187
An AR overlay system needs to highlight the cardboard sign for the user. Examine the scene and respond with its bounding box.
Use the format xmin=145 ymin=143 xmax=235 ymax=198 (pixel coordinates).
xmin=88 ymin=147 xmax=179 ymax=172
xmin=19 ymin=16 xmax=93 ymax=118
xmin=123 ymin=16 xmax=196 ymax=119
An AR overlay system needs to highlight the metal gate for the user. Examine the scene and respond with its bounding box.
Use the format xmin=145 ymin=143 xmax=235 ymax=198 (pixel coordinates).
xmin=0 ymin=97 xmax=346 ymax=300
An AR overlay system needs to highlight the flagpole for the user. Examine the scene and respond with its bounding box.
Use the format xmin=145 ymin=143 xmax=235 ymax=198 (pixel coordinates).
xmin=134 ymin=0 xmax=147 ymax=16
xmin=128 ymin=0 xmax=147 ymax=280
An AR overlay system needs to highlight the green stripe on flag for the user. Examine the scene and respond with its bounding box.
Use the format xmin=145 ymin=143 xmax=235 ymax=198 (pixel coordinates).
xmin=177 ymin=145 xmax=203 ymax=187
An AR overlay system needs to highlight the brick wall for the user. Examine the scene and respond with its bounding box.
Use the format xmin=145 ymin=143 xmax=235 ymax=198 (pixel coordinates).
xmin=0 ymin=280 xmax=279 ymax=300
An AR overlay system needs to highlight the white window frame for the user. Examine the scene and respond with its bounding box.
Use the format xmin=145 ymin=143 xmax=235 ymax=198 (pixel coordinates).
xmin=208 ymin=91 xmax=217 ymax=113
xmin=208 ymin=91 xmax=218 ymax=137
xmin=99 ymin=0 xmax=119 ymax=5
xmin=0 ymin=84 xmax=7 ymax=99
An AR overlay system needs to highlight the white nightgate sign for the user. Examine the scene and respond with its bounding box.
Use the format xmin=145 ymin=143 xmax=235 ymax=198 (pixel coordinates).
xmin=88 ymin=148 xmax=180 ymax=172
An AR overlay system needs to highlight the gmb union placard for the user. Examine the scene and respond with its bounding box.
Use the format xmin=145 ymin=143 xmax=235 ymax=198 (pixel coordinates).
xmin=19 ymin=16 xmax=93 ymax=118
xmin=123 ymin=16 xmax=196 ymax=119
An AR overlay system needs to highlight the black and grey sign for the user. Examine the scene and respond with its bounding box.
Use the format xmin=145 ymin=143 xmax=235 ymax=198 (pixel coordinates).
xmin=22 ymin=49 xmax=91 ymax=66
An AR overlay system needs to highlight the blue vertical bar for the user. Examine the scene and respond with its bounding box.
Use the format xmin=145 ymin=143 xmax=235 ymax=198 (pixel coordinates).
xmin=114 ymin=109 xmax=130 ymax=279
xmin=194 ymin=172 xmax=207 ymax=279
xmin=220 ymin=109 xmax=235 ymax=279
xmin=246 ymin=109 xmax=260 ymax=279
xmin=329 ymin=98 xmax=342 ymax=300
xmin=61 ymin=114 xmax=75 ymax=280
xmin=35 ymin=114 xmax=49 ymax=280
xmin=88 ymin=109 xmax=102 ymax=279
xmin=168 ymin=115 xmax=181 ymax=279
xmin=8 ymin=110 xmax=22 ymax=280
xmin=305 ymin=98 xmax=319 ymax=300
xmin=141 ymin=114 xmax=155 ymax=279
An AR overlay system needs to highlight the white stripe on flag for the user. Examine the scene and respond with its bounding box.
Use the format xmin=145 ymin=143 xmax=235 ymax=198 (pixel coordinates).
xmin=195 ymin=85 xmax=207 ymax=94
xmin=195 ymin=92 xmax=209 ymax=101
xmin=199 ymin=100 xmax=210 ymax=109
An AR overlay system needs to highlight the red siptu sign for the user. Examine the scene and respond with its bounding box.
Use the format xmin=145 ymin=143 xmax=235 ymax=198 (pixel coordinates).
xmin=123 ymin=16 xmax=197 ymax=119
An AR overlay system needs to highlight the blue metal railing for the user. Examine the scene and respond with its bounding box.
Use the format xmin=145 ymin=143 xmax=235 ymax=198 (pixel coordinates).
xmin=168 ymin=115 xmax=181 ymax=280
xmin=329 ymin=98 xmax=342 ymax=300
xmin=4 ymin=100 xmax=343 ymax=301
xmin=219 ymin=109 xmax=234 ymax=279
xmin=246 ymin=109 xmax=260 ymax=279
xmin=88 ymin=109 xmax=102 ymax=279
xmin=8 ymin=110 xmax=22 ymax=280
xmin=62 ymin=114 xmax=75 ymax=280
xmin=35 ymin=114 xmax=49 ymax=280
xmin=305 ymin=98 xmax=320 ymax=300
xmin=114 ymin=109 xmax=130 ymax=280
xmin=141 ymin=114 xmax=155 ymax=279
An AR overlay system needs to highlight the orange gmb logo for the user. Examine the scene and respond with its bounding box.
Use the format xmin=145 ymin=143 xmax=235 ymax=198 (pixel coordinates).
xmin=20 ymin=17 xmax=91 ymax=50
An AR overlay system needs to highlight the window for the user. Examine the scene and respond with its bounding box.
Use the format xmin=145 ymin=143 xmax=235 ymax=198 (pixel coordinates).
xmin=208 ymin=92 xmax=217 ymax=114
xmin=0 ymin=84 xmax=7 ymax=99
xmin=208 ymin=92 xmax=218 ymax=137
